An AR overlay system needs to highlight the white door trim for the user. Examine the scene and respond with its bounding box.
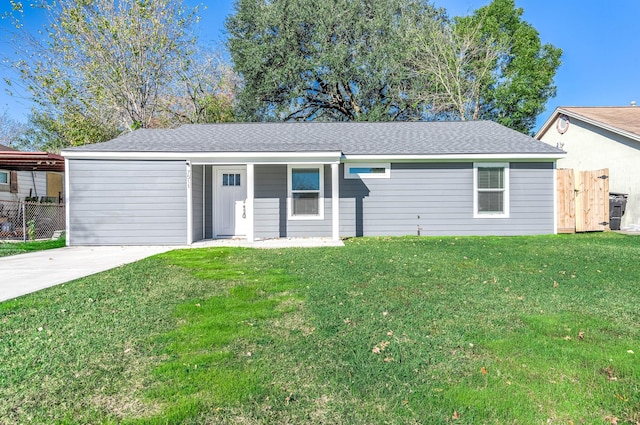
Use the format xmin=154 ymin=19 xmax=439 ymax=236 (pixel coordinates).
xmin=213 ymin=165 xmax=247 ymax=238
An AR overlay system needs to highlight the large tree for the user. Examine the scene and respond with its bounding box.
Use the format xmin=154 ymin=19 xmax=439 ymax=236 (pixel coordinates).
xmin=406 ymin=16 xmax=507 ymax=122
xmin=5 ymin=0 xmax=237 ymax=149
xmin=452 ymin=0 xmax=561 ymax=133
xmin=227 ymin=0 xmax=561 ymax=133
xmin=226 ymin=0 xmax=444 ymax=122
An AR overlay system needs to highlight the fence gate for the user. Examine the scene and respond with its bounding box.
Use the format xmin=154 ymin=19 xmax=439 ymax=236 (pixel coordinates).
xmin=557 ymin=168 xmax=609 ymax=233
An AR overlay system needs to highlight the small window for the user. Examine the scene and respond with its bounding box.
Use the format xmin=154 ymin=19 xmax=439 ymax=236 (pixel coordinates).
xmin=474 ymin=163 xmax=509 ymax=218
xmin=345 ymin=163 xmax=390 ymax=179
xmin=288 ymin=165 xmax=324 ymax=219
xmin=222 ymin=173 xmax=241 ymax=186
xmin=0 ymin=171 xmax=8 ymax=185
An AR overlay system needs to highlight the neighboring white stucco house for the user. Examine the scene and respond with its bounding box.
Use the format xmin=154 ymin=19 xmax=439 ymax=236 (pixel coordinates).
xmin=536 ymin=106 xmax=640 ymax=228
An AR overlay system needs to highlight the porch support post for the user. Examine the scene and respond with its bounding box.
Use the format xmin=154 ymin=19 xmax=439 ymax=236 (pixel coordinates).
xmin=246 ymin=163 xmax=255 ymax=242
xmin=331 ymin=163 xmax=340 ymax=241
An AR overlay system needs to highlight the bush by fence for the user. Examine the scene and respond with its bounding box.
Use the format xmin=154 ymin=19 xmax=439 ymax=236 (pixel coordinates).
xmin=0 ymin=200 xmax=65 ymax=241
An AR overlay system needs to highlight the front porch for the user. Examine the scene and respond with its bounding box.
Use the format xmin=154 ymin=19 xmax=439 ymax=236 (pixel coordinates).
xmin=188 ymin=159 xmax=342 ymax=244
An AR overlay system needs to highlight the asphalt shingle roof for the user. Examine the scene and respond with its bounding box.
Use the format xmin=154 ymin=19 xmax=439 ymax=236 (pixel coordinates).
xmin=66 ymin=121 xmax=564 ymax=156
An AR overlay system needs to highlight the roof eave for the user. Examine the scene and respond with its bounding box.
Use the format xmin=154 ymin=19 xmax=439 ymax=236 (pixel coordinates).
xmin=536 ymin=107 xmax=640 ymax=143
xmin=62 ymin=150 xmax=344 ymax=164
xmin=343 ymin=153 xmax=565 ymax=162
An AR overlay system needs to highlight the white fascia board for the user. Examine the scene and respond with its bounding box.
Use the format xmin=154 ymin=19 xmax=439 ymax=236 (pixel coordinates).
xmin=61 ymin=150 xmax=343 ymax=164
xmin=535 ymin=108 xmax=561 ymax=140
xmin=342 ymin=153 xmax=566 ymax=162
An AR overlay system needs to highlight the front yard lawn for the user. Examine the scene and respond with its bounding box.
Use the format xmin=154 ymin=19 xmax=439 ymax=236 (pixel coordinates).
xmin=0 ymin=233 xmax=638 ymax=424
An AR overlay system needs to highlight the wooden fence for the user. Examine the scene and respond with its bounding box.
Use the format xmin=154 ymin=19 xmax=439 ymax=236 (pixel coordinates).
xmin=557 ymin=168 xmax=609 ymax=233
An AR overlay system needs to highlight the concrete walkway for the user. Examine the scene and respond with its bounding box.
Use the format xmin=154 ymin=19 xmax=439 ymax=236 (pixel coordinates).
xmin=0 ymin=246 xmax=174 ymax=302
xmin=0 ymin=238 xmax=343 ymax=303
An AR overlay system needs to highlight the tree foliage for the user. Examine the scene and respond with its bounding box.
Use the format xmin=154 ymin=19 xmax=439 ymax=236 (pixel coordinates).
xmin=227 ymin=0 xmax=561 ymax=133
xmin=406 ymin=17 xmax=506 ymax=122
xmin=452 ymin=0 xmax=562 ymax=133
xmin=0 ymin=110 xmax=26 ymax=149
xmin=226 ymin=0 xmax=444 ymax=122
xmin=5 ymin=0 xmax=237 ymax=149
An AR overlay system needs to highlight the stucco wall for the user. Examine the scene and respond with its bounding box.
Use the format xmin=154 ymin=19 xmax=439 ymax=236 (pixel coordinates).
xmin=539 ymin=118 xmax=640 ymax=227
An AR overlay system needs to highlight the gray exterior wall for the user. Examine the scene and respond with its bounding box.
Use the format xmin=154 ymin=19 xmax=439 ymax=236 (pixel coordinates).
xmin=68 ymin=159 xmax=188 ymax=245
xmin=254 ymin=164 xmax=333 ymax=238
xmin=191 ymin=165 xmax=204 ymax=242
xmin=344 ymin=162 xmax=554 ymax=236
xmin=253 ymin=162 xmax=555 ymax=238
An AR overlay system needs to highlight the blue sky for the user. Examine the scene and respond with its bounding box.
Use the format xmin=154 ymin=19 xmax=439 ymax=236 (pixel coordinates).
xmin=1 ymin=0 xmax=639 ymax=132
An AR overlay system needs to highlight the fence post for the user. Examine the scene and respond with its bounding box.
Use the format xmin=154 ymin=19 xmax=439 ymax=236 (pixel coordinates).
xmin=22 ymin=202 xmax=26 ymax=242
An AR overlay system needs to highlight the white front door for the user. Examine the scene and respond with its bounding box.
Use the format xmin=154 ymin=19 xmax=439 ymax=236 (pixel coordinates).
xmin=215 ymin=167 xmax=247 ymax=236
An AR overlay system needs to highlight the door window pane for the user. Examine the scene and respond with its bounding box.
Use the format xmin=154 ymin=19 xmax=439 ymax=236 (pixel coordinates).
xmin=222 ymin=173 xmax=242 ymax=187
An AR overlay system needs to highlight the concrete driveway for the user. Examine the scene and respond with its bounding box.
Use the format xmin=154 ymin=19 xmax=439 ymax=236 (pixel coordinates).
xmin=0 ymin=246 xmax=174 ymax=303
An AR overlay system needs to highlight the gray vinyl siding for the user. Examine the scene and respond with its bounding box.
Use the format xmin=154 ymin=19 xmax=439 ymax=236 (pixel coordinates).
xmin=68 ymin=159 xmax=188 ymax=245
xmin=254 ymin=165 xmax=286 ymax=239
xmin=253 ymin=162 xmax=555 ymax=238
xmin=341 ymin=162 xmax=554 ymax=237
xmin=254 ymin=165 xmax=334 ymax=238
xmin=191 ymin=165 xmax=204 ymax=242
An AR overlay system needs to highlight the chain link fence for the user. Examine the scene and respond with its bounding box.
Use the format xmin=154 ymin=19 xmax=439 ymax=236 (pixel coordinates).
xmin=0 ymin=200 xmax=65 ymax=242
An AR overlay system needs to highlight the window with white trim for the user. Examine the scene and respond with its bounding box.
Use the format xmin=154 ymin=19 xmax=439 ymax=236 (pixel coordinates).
xmin=344 ymin=163 xmax=390 ymax=179
xmin=288 ymin=165 xmax=324 ymax=219
xmin=474 ymin=163 xmax=509 ymax=218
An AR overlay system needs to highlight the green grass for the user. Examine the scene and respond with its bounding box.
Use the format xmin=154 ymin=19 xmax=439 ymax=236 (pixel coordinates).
xmin=0 ymin=233 xmax=639 ymax=424
xmin=0 ymin=237 xmax=66 ymax=257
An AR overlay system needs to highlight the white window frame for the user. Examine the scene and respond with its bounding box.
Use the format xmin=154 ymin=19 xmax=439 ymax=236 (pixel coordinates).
xmin=473 ymin=162 xmax=510 ymax=218
xmin=344 ymin=163 xmax=390 ymax=179
xmin=287 ymin=164 xmax=324 ymax=220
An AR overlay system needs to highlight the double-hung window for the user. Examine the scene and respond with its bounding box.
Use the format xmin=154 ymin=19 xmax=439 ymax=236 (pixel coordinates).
xmin=288 ymin=165 xmax=324 ymax=219
xmin=474 ymin=163 xmax=509 ymax=218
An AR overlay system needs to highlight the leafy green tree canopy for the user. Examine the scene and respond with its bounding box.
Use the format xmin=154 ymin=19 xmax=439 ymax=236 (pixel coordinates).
xmin=227 ymin=0 xmax=561 ymax=134
xmin=226 ymin=0 xmax=444 ymax=122
xmin=453 ymin=0 xmax=562 ymax=133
